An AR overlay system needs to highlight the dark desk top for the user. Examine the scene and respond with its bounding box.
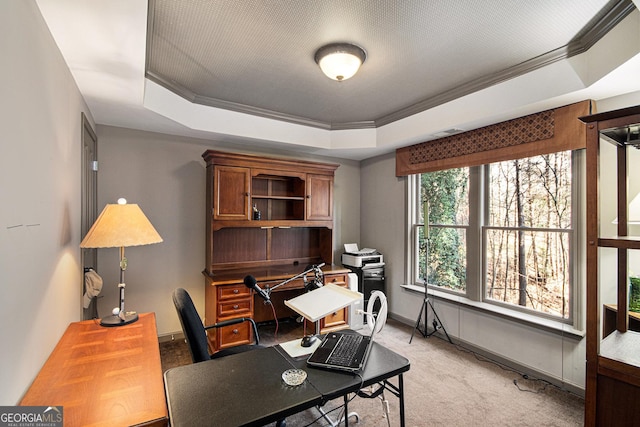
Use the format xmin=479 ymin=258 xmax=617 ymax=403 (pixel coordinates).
xmin=277 ymin=340 xmax=410 ymax=401
xmin=164 ymin=346 xmax=322 ymax=427
xmin=164 ymin=334 xmax=410 ymax=427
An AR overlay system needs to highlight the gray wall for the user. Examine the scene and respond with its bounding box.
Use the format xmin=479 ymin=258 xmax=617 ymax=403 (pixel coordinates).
xmin=95 ymin=125 xmax=361 ymax=336
xmin=0 ymin=1 xmax=91 ymax=404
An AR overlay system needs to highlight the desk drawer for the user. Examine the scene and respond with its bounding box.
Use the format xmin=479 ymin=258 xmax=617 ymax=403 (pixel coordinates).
xmin=325 ymin=273 xmax=347 ymax=287
xmin=218 ymin=299 xmax=252 ymax=318
xmin=320 ymin=308 xmax=348 ymax=330
xmin=218 ymin=283 xmax=251 ymax=300
xmin=217 ymin=321 xmax=252 ymax=349
xmin=319 ymin=273 xmax=349 ymax=333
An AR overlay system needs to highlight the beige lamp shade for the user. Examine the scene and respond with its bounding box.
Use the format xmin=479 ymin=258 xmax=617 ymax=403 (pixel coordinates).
xmin=80 ymin=202 xmax=163 ymax=248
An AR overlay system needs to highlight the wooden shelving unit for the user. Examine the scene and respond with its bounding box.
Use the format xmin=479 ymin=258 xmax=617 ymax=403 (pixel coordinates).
xmin=202 ymin=150 xmax=339 ymax=271
xmin=580 ymin=105 xmax=640 ymax=426
xmin=200 ymin=150 xmax=350 ymax=352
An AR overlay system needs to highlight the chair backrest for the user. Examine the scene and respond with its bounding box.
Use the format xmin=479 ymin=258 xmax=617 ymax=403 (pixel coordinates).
xmin=172 ymin=288 xmax=211 ymax=363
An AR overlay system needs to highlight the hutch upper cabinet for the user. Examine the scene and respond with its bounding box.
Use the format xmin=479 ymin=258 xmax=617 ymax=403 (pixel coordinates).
xmin=580 ymin=105 xmax=640 ymax=426
xmin=212 ymin=165 xmax=251 ymax=220
xmin=306 ymin=173 xmax=334 ymax=221
xmin=201 ymin=150 xmax=350 ymax=352
xmin=203 ymin=150 xmax=339 ymax=270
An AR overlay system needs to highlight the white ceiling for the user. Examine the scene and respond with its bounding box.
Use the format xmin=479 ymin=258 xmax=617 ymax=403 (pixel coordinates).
xmin=36 ymin=0 xmax=640 ymax=161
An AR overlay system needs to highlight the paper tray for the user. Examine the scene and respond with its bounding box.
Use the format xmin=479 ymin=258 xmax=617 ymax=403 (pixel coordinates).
xmin=284 ymin=283 xmax=363 ymax=322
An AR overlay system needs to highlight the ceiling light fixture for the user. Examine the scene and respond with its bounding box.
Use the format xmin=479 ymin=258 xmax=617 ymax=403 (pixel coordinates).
xmin=314 ymin=43 xmax=366 ymax=82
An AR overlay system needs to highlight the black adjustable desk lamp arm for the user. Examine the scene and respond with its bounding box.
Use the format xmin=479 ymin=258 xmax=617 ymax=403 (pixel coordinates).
xmin=264 ymin=263 xmax=325 ymax=298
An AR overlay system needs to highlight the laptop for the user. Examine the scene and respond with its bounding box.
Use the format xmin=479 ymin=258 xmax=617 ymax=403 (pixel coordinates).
xmin=307 ymin=311 xmax=382 ymax=372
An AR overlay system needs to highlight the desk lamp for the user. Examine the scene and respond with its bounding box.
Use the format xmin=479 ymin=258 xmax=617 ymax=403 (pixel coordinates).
xmin=80 ymin=198 xmax=162 ymax=326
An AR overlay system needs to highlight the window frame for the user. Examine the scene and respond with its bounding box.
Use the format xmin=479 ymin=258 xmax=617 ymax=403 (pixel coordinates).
xmin=406 ymin=150 xmax=584 ymax=329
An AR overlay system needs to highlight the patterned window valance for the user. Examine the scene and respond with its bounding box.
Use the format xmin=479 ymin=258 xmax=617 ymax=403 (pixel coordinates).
xmin=396 ymin=100 xmax=593 ymax=176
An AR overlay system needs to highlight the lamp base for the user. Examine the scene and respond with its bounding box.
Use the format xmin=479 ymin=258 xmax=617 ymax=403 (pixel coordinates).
xmin=100 ymin=312 xmax=139 ymax=327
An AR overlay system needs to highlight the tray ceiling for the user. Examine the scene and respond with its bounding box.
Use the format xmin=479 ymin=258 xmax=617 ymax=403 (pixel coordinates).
xmin=146 ymin=0 xmax=634 ymax=130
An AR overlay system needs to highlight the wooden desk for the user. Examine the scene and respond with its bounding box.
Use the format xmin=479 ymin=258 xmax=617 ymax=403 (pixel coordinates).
xmin=204 ymin=264 xmax=351 ymax=351
xmin=20 ymin=312 xmax=168 ymax=427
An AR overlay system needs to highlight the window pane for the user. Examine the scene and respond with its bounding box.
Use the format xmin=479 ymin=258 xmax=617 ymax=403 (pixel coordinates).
xmin=485 ymin=228 xmax=570 ymax=318
xmin=419 ymin=167 xmax=469 ymax=292
xmin=419 ymin=225 xmax=466 ymax=291
xmin=485 ymin=151 xmax=573 ymax=319
xmin=421 ymin=168 xmax=469 ymax=225
xmin=489 ymin=153 xmax=572 ymax=229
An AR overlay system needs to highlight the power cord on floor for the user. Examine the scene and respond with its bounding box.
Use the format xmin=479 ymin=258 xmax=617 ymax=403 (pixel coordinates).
xmin=300 ymin=373 xmax=377 ymax=427
xmin=428 ymin=333 xmax=572 ymax=397
xmin=512 ymin=374 xmax=551 ymax=394
xmin=301 ymin=404 xmax=342 ymax=427
xmin=357 ymin=383 xmax=392 ymax=427
xmin=300 ymin=392 xmax=361 ymax=427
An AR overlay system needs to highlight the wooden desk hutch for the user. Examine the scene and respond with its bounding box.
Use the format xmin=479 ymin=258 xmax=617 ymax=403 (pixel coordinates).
xmin=202 ymin=150 xmax=350 ymax=352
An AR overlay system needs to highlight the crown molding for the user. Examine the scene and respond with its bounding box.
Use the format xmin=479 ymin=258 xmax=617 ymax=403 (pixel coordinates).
xmin=146 ymin=0 xmax=635 ymax=131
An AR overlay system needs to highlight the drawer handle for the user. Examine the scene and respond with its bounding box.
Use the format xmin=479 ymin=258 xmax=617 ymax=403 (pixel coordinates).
xmin=232 ymin=329 xmax=239 ymax=334
xmin=233 ymin=304 xmax=239 ymax=310
xmin=233 ymin=289 xmax=239 ymax=294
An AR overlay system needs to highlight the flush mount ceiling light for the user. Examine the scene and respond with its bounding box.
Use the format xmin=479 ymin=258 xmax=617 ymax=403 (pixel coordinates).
xmin=314 ymin=43 xmax=366 ymax=82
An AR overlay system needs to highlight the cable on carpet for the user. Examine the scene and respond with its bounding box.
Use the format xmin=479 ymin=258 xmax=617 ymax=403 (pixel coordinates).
xmin=300 ymin=373 xmax=365 ymax=426
xmin=430 ymin=333 xmax=570 ymax=396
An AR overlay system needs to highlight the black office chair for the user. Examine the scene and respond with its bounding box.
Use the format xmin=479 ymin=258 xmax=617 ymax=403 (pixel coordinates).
xmin=172 ymin=287 xmax=262 ymax=362
xmin=172 ymin=288 xmax=286 ymax=427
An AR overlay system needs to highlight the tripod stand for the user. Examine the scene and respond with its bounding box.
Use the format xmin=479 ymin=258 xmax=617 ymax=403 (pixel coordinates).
xmin=409 ymin=215 xmax=452 ymax=344
xmin=409 ymin=288 xmax=452 ymax=343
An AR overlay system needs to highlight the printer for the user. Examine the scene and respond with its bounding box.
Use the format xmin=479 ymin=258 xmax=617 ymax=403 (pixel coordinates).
xmin=341 ymin=243 xmax=384 ymax=268
xmin=341 ymin=244 xmax=385 ymax=316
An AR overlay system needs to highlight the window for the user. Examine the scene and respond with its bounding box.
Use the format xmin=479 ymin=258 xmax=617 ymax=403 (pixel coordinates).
xmin=416 ymin=168 xmax=469 ymax=292
xmin=410 ymin=150 xmax=581 ymax=322
xmin=485 ymin=153 xmax=573 ymax=318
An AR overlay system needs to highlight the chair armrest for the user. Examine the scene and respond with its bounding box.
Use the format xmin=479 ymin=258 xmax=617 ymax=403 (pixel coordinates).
xmin=204 ymin=317 xmax=260 ymax=345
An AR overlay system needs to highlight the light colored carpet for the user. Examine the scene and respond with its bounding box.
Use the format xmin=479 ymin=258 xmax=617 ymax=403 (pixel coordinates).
xmin=279 ymin=319 xmax=584 ymax=427
xmin=160 ymin=318 xmax=584 ymax=426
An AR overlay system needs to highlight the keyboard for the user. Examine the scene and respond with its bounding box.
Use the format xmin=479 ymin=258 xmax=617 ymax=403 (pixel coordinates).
xmin=327 ymin=333 xmax=363 ymax=366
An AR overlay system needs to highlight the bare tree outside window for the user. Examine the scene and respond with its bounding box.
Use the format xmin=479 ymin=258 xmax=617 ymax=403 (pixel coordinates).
xmin=486 ymin=152 xmax=572 ymax=318
xmin=417 ymin=151 xmax=573 ymax=319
